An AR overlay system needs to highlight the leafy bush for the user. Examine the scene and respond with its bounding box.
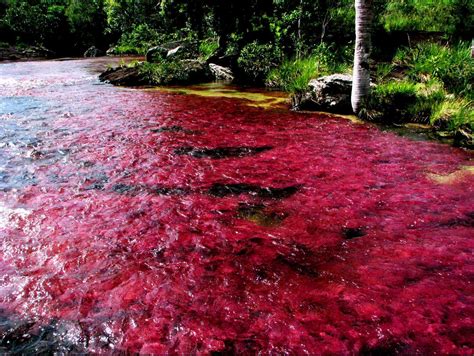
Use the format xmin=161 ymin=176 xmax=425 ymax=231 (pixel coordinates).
xmin=237 ymin=42 xmax=282 ymax=83
xmin=115 ymin=24 xmax=161 ymax=55
xmin=394 ymin=42 xmax=474 ymax=99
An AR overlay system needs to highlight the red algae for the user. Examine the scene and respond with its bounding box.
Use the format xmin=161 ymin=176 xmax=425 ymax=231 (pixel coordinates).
xmin=0 ymin=58 xmax=473 ymax=354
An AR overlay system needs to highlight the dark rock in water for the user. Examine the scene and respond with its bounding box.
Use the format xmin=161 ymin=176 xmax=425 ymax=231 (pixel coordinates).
xmin=175 ymin=146 xmax=273 ymax=159
xmin=99 ymin=66 xmax=147 ymax=86
xmin=292 ymin=74 xmax=353 ymax=113
xmin=112 ymin=183 xmax=140 ymax=194
xmin=150 ymin=126 xmax=195 ymax=134
xmin=342 ymin=227 xmax=367 ymax=240
xmin=150 ymin=186 xmax=189 ymax=196
xmin=237 ymin=203 xmax=287 ymax=227
xmin=112 ymin=183 xmax=188 ymax=196
xmin=84 ymin=46 xmax=104 ymax=58
xmin=275 ymin=243 xmax=318 ymax=277
xmin=209 ymin=183 xmax=300 ymax=199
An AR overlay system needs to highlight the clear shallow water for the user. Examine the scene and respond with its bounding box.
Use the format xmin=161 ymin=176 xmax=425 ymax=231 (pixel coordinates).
xmin=0 ymin=58 xmax=473 ymax=354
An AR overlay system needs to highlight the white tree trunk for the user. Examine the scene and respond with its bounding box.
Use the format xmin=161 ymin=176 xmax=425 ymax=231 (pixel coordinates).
xmin=351 ymin=0 xmax=373 ymax=115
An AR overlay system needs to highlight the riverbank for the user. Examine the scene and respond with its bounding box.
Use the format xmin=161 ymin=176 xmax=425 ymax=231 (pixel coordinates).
xmin=99 ymin=41 xmax=473 ymax=150
xmin=0 ymin=44 xmax=56 ymax=62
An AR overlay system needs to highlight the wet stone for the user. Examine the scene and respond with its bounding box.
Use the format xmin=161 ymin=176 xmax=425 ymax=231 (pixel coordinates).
xmin=174 ymin=146 xmax=273 ymax=159
xmin=209 ymin=183 xmax=300 ymax=199
xmin=112 ymin=183 xmax=189 ymax=196
xmin=276 ymin=254 xmax=318 ymax=277
xmin=342 ymin=227 xmax=367 ymax=240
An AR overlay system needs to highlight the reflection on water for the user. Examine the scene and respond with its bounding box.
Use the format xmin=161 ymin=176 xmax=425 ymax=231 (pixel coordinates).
xmin=0 ymin=57 xmax=473 ymax=354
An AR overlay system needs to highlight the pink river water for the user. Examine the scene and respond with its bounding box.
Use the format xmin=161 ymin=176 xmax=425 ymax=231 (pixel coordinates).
xmin=0 ymin=58 xmax=473 ymax=354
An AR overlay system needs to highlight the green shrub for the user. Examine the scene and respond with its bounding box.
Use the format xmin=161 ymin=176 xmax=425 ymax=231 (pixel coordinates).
xmin=237 ymin=41 xmax=282 ymax=83
xmin=394 ymin=42 xmax=474 ymax=99
xmin=115 ymin=23 xmax=161 ymax=55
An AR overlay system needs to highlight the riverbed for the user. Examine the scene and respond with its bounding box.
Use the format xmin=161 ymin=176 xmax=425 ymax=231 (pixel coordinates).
xmin=0 ymin=58 xmax=473 ymax=354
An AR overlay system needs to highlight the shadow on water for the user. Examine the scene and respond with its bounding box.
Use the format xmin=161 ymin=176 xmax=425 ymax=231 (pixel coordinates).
xmin=174 ymin=146 xmax=273 ymax=159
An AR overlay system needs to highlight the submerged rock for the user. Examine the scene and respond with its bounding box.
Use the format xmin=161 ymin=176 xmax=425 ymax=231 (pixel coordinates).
xmin=292 ymin=74 xmax=353 ymax=113
xmin=209 ymin=183 xmax=300 ymax=199
xmin=342 ymin=227 xmax=367 ymax=240
xmin=174 ymin=146 xmax=272 ymax=159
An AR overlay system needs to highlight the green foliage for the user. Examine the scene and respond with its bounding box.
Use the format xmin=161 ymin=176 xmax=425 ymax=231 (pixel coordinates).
xmin=394 ymin=42 xmax=474 ymax=99
xmin=431 ymin=98 xmax=474 ymax=131
xmin=266 ymin=44 xmax=351 ymax=92
xmin=382 ymin=0 xmax=474 ymax=38
xmin=199 ymin=38 xmax=219 ymax=60
xmin=237 ymin=41 xmax=282 ymax=83
xmin=114 ymin=23 xmax=160 ymax=54
xmin=136 ymin=59 xmax=210 ymax=85
xmin=1 ymin=0 xmax=107 ymax=54
xmin=369 ymin=78 xmax=473 ymax=140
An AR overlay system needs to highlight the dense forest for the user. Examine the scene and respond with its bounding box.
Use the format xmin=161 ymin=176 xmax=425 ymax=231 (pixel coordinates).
xmin=1 ymin=0 xmax=473 ymax=146
xmin=1 ymin=0 xmax=472 ymax=57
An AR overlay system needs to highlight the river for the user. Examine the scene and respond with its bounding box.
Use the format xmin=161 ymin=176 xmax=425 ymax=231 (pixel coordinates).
xmin=0 ymin=58 xmax=473 ymax=354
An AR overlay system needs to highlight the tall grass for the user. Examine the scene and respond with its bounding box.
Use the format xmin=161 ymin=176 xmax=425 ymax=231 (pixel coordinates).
xmin=394 ymin=42 xmax=474 ymax=99
xmin=266 ymin=44 xmax=351 ymax=92
xmin=199 ymin=38 xmax=219 ymax=60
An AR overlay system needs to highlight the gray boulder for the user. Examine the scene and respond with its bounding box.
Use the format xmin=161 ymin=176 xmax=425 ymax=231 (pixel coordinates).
xmin=106 ymin=47 xmax=117 ymax=56
xmin=292 ymin=74 xmax=353 ymax=113
xmin=84 ymin=46 xmax=104 ymax=58
xmin=209 ymin=63 xmax=234 ymax=81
